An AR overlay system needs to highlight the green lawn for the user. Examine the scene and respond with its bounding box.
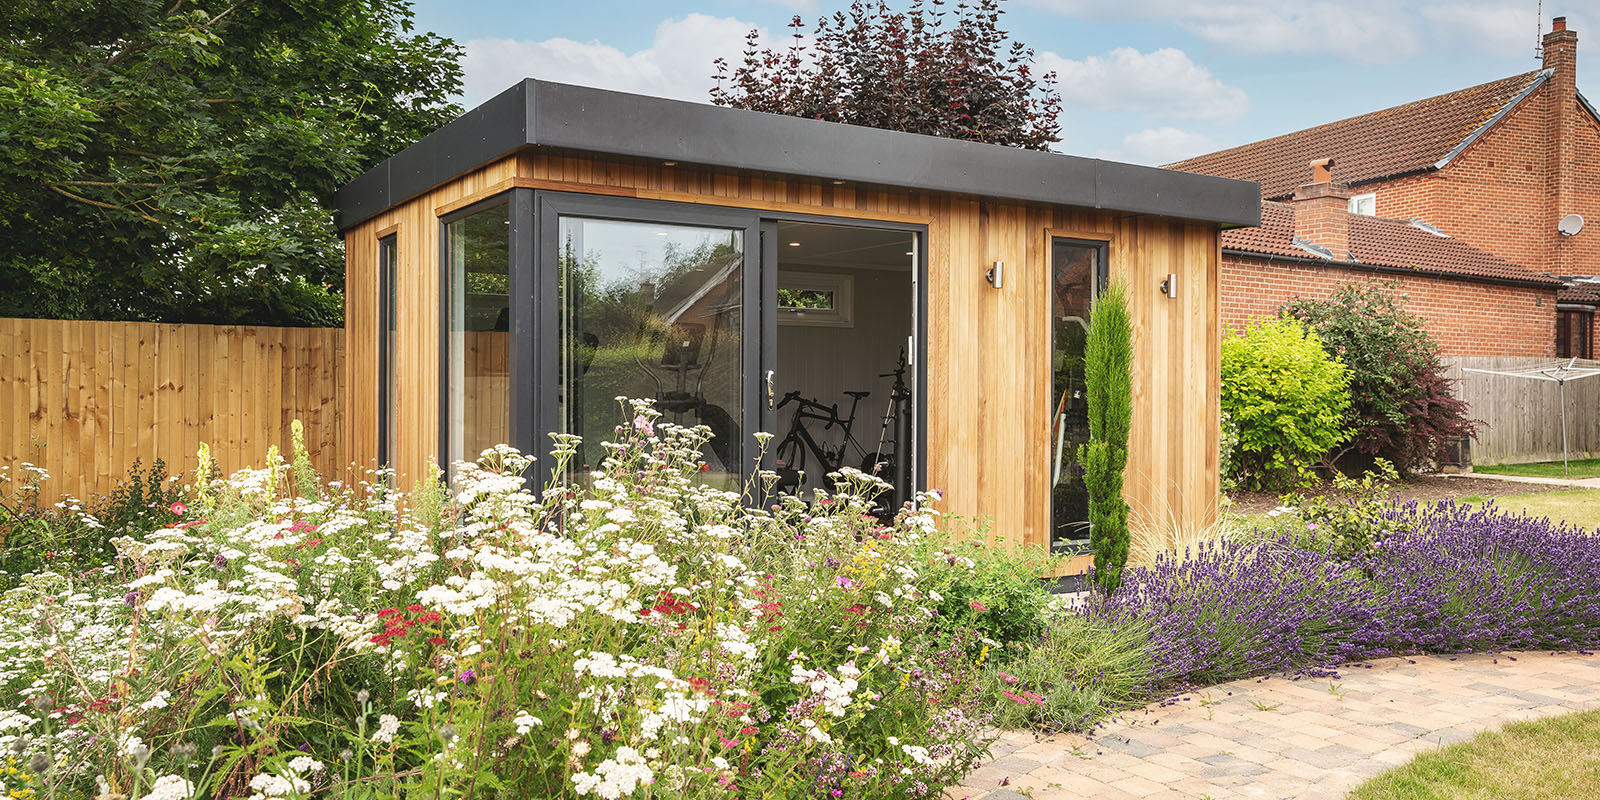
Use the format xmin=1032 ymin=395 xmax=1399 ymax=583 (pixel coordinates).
xmin=1474 ymin=458 xmax=1600 ymax=480
xmin=1349 ymin=709 xmax=1600 ymax=799
xmin=1455 ymin=489 xmax=1600 ymax=531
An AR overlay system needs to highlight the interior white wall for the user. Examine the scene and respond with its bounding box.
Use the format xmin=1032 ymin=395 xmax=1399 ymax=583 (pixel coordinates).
xmin=774 ymin=262 xmax=913 ymax=488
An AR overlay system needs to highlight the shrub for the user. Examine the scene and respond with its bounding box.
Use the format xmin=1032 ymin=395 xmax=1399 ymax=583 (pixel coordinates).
xmin=1221 ymin=316 xmax=1352 ymax=490
xmin=1278 ymin=459 xmax=1408 ymax=559
xmin=1360 ymin=502 xmax=1600 ymax=653
xmin=1081 ymin=282 xmax=1134 ymax=595
xmin=1284 ymin=284 xmax=1479 ymax=475
xmin=916 ymin=526 xmax=1054 ymax=652
xmin=0 ymin=402 xmax=1009 ymax=799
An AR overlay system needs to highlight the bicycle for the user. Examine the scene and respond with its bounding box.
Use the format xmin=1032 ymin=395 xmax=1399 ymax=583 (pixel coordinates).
xmin=772 ymin=388 xmax=873 ymax=495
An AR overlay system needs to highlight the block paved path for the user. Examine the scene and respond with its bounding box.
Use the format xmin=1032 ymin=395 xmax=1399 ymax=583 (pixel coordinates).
xmin=952 ymin=651 xmax=1600 ymax=800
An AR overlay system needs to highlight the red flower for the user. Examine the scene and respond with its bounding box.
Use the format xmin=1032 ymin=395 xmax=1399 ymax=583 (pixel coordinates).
xmin=416 ymin=612 xmax=442 ymax=623
xmin=428 ymin=637 xmax=448 ymax=646
xmin=406 ymin=604 xmax=424 ymax=613
xmin=370 ymin=634 xmax=392 ymax=645
xmin=169 ymin=501 xmax=187 ymax=516
xmin=377 ymin=608 xmax=401 ymax=618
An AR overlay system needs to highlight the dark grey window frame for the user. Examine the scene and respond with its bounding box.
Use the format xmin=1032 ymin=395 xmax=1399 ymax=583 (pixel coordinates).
xmin=434 ymin=188 xmax=930 ymax=495
xmin=377 ymin=234 xmax=398 ymax=466
xmin=536 ymin=191 xmax=763 ymax=472
xmin=1049 ymin=236 xmax=1111 ymax=552
xmin=437 ymin=190 xmax=536 ymax=475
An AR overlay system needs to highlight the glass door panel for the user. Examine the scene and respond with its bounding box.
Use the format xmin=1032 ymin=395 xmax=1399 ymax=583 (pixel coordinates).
xmin=1050 ymin=238 xmax=1105 ymax=551
xmin=558 ymin=216 xmax=747 ymax=486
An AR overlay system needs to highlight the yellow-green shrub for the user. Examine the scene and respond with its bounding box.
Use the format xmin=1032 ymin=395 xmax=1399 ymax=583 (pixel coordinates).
xmin=1221 ymin=317 xmax=1352 ymax=491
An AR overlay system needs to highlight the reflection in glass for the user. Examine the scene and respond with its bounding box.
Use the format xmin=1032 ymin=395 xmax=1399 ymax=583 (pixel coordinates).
xmin=559 ymin=218 xmax=743 ymax=485
xmin=1051 ymin=240 xmax=1100 ymax=549
xmin=445 ymin=201 xmax=511 ymax=468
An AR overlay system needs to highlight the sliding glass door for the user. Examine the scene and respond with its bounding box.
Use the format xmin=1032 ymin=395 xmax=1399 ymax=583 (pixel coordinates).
xmin=538 ymin=194 xmax=761 ymax=485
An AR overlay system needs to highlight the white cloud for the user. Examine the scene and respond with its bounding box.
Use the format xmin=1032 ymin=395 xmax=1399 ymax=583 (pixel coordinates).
xmin=1099 ymin=127 xmax=1221 ymax=165
xmin=1421 ymin=4 xmax=1539 ymax=59
xmin=1039 ymin=47 xmax=1250 ymax=120
xmin=1023 ymin=0 xmax=1424 ymax=62
xmin=461 ymin=14 xmax=772 ymax=106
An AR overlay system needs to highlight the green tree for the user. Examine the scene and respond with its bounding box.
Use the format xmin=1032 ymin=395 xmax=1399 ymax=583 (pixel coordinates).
xmin=0 ymin=0 xmax=463 ymax=325
xmin=1222 ymin=316 xmax=1352 ymax=491
xmin=711 ymin=0 xmax=1062 ymax=150
xmin=1079 ymin=283 xmax=1133 ymax=595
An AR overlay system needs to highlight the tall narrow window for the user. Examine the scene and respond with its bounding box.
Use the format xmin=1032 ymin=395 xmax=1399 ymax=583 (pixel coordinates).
xmin=378 ymin=235 xmax=398 ymax=468
xmin=1049 ymin=238 xmax=1106 ymax=552
xmin=445 ymin=199 xmax=512 ymax=468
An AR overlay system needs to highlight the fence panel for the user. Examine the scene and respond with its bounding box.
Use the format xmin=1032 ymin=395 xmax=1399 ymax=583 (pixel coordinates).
xmin=0 ymin=318 xmax=345 ymax=503
xmin=1444 ymin=356 xmax=1600 ymax=466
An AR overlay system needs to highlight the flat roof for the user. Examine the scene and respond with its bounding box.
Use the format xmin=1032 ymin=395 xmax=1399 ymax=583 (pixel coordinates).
xmin=335 ymin=79 xmax=1262 ymax=231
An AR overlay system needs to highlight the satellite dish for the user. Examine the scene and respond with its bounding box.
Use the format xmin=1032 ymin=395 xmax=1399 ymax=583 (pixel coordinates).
xmin=1558 ymin=213 xmax=1585 ymax=236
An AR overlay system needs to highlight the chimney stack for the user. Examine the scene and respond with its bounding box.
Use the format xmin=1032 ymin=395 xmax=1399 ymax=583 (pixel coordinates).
xmin=1292 ymin=158 xmax=1351 ymax=260
xmin=1544 ymin=16 xmax=1580 ymax=273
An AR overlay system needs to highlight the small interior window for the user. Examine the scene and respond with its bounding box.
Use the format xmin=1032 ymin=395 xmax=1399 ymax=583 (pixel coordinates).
xmin=1348 ymin=192 xmax=1377 ymax=216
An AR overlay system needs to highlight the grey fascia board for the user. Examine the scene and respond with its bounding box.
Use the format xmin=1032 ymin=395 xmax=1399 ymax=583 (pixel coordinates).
xmin=1434 ymin=70 xmax=1551 ymax=170
xmin=336 ymin=79 xmax=1261 ymax=231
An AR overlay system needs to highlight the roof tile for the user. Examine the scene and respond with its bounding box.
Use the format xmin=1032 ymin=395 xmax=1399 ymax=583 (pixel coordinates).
xmin=1222 ymin=202 xmax=1562 ymax=286
xmin=1167 ymin=71 xmax=1544 ymax=199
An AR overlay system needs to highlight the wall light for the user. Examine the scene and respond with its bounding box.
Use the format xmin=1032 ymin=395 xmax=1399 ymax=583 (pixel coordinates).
xmin=985 ymin=261 xmax=1003 ymax=289
xmin=1159 ymin=273 xmax=1178 ymax=298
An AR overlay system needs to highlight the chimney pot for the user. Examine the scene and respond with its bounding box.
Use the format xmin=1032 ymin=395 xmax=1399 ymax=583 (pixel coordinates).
xmin=1554 ymin=16 xmax=1567 ymax=32
xmin=1309 ymin=157 xmax=1335 ymax=184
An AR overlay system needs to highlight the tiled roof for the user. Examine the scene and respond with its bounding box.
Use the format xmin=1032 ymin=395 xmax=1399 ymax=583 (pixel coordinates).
xmin=1560 ymin=284 xmax=1600 ymax=304
xmin=1168 ymin=71 xmax=1546 ymax=199
xmin=1223 ymin=202 xmax=1562 ymax=286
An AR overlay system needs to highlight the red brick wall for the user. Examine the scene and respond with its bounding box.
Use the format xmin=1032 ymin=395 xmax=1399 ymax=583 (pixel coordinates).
xmin=1222 ymin=252 xmax=1558 ymax=357
xmin=1358 ymin=81 xmax=1600 ymax=278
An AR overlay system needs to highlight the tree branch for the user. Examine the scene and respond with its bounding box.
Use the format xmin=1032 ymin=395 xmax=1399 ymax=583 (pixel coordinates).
xmin=46 ymin=183 xmax=164 ymax=225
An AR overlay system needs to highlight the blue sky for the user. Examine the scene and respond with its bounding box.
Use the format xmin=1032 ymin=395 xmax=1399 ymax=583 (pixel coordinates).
xmin=411 ymin=1 xmax=1596 ymax=165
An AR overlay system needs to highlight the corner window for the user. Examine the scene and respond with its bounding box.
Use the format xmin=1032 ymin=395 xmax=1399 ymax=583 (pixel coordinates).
xmin=1050 ymin=238 xmax=1107 ymax=552
xmin=378 ymin=234 xmax=398 ymax=467
xmin=1348 ymin=192 xmax=1376 ymax=216
xmin=444 ymin=199 xmax=512 ymax=468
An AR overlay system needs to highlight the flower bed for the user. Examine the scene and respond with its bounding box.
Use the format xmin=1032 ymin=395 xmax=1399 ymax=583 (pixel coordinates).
xmin=0 ymin=403 xmax=1029 ymax=800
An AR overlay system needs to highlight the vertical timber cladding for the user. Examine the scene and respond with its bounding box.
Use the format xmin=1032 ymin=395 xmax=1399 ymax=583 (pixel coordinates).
xmin=343 ymin=151 xmax=1222 ymax=552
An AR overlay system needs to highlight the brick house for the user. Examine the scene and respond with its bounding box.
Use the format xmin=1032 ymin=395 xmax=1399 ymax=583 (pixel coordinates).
xmin=1169 ymin=16 xmax=1600 ymax=358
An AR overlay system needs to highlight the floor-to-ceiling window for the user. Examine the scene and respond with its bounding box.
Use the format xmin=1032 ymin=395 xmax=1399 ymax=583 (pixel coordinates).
xmin=1050 ymin=238 xmax=1106 ymax=551
xmin=557 ymin=216 xmax=746 ymax=485
xmin=378 ymin=234 xmax=398 ymax=469
xmin=444 ymin=199 xmax=512 ymax=468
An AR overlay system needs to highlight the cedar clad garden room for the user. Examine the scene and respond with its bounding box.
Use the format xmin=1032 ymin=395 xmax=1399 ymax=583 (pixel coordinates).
xmin=337 ymin=79 xmax=1259 ymax=562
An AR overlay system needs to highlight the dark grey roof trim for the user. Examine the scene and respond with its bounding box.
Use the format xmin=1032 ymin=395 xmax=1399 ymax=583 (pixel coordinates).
xmin=1579 ymin=90 xmax=1600 ymax=127
xmin=336 ymin=79 xmax=1261 ymax=231
xmin=1223 ymin=248 xmax=1563 ymax=289
xmin=1434 ymin=70 xmax=1551 ymax=170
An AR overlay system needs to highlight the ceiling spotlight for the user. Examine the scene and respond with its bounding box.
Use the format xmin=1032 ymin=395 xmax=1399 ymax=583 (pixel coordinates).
xmin=905 ymin=251 xmax=914 ymax=256
xmin=788 ymin=242 xmax=801 ymax=247
xmin=662 ymin=161 xmax=678 ymax=167
xmin=831 ymin=180 xmax=846 ymax=185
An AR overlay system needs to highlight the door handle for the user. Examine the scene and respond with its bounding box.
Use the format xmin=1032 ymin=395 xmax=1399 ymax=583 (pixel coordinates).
xmin=765 ymin=370 xmax=775 ymax=410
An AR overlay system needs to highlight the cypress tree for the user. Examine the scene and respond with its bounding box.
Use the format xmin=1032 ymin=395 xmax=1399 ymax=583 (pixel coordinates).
xmin=1079 ymin=282 xmax=1134 ymax=595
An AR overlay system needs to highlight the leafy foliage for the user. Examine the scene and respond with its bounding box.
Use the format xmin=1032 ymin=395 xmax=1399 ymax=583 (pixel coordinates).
xmin=0 ymin=0 xmax=463 ymax=325
xmin=1221 ymin=317 xmax=1352 ymax=491
xmin=1277 ymin=459 xmax=1408 ymax=560
xmin=711 ymin=0 xmax=1062 ymax=150
xmin=1284 ymin=284 xmax=1480 ymax=475
xmin=1079 ymin=283 xmax=1133 ymax=595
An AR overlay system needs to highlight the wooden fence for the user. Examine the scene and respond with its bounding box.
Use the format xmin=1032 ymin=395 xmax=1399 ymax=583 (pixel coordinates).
xmin=1444 ymin=356 xmax=1600 ymax=466
xmin=1 ymin=318 xmax=345 ymax=504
